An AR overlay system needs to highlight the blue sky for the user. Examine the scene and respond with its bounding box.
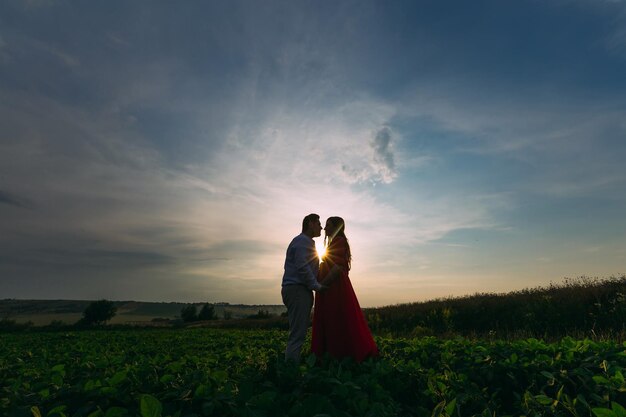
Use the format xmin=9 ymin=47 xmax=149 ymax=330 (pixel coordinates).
xmin=1 ymin=0 xmax=625 ymax=306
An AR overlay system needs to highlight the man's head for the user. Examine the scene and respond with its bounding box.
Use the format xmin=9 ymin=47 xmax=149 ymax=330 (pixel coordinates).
xmin=302 ymin=213 xmax=322 ymax=238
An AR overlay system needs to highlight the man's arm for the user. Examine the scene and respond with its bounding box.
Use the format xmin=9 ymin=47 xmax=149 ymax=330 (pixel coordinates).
xmin=294 ymin=240 xmax=322 ymax=291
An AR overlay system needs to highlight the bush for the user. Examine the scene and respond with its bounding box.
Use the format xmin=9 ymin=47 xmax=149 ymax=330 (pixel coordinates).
xmin=78 ymin=300 xmax=117 ymax=326
xmin=180 ymin=305 xmax=197 ymax=322
xmin=364 ymin=275 xmax=626 ymax=339
xmin=45 ymin=320 xmax=68 ymax=329
xmin=0 ymin=318 xmax=33 ymax=332
xmin=247 ymin=309 xmax=272 ymax=319
xmin=198 ymin=304 xmax=217 ymax=321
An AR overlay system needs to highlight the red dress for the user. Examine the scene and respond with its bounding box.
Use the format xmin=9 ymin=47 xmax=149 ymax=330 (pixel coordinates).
xmin=311 ymin=236 xmax=379 ymax=362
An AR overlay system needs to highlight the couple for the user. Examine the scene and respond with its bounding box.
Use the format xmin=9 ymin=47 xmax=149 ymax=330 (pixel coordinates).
xmin=281 ymin=213 xmax=378 ymax=363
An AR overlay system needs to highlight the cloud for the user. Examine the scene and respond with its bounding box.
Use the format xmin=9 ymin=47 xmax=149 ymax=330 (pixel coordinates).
xmin=0 ymin=35 xmax=10 ymax=64
xmin=44 ymin=44 xmax=80 ymax=68
xmin=606 ymin=7 xmax=626 ymax=56
xmin=0 ymin=190 xmax=30 ymax=208
xmin=9 ymin=0 xmax=58 ymax=10
xmin=3 ymin=34 xmax=80 ymax=69
xmin=106 ymin=33 xmax=131 ymax=48
xmin=0 ymin=248 xmax=174 ymax=269
xmin=0 ymin=77 xmax=509 ymax=304
xmin=338 ymin=126 xmax=400 ymax=184
xmin=394 ymin=73 xmax=626 ymax=202
xmin=370 ymin=127 xmax=397 ymax=183
xmin=206 ymin=240 xmax=283 ymax=259
xmin=3 ymin=1 xmax=624 ymax=305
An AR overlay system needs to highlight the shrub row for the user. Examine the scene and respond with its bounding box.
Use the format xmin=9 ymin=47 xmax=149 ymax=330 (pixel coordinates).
xmin=364 ymin=275 xmax=626 ymax=338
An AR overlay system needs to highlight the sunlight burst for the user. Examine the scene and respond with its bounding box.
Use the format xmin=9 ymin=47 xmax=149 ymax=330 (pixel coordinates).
xmin=315 ymin=240 xmax=326 ymax=261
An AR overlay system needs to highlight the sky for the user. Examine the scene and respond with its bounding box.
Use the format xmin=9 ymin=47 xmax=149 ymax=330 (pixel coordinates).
xmin=1 ymin=0 xmax=625 ymax=307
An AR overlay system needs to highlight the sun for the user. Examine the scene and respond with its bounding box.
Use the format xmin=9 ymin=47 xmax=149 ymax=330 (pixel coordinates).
xmin=315 ymin=240 xmax=326 ymax=260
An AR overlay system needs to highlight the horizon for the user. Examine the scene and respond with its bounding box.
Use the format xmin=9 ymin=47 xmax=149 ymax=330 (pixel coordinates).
xmin=1 ymin=1 xmax=625 ymax=307
xmin=2 ymin=274 xmax=623 ymax=309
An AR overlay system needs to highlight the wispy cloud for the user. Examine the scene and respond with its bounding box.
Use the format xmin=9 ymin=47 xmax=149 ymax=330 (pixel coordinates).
xmin=341 ymin=126 xmax=399 ymax=184
xmin=10 ymin=0 xmax=58 ymax=11
xmin=395 ymin=76 xmax=626 ymax=199
xmin=0 ymin=190 xmax=30 ymax=208
xmin=0 ymin=68 xmax=532 ymax=304
xmin=1 ymin=1 xmax=625 ymax=305
xmin=371 ymin=127 xmax=397 ymax=183
xmin=602 ymin=3 xmax=626 ymax=55
xmin=0 ymin=248 xmax=174 ymax=269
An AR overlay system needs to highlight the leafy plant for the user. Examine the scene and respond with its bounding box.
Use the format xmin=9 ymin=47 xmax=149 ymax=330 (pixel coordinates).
xmin=2 ymin=329 xmax=626 ymax=416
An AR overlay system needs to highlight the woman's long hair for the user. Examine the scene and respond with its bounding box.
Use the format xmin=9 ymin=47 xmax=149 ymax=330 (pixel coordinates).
xmin=324 ymin=216 xmax=352 ymax=270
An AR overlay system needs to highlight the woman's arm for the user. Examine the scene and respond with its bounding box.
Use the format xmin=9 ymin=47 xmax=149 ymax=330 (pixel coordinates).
xmin=319 ymin=264 xmax=344 ymax=287
xmin=318 ymin=238 xmax=347 ymax=287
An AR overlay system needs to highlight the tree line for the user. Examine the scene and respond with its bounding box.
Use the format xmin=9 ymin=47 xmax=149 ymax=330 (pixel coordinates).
xmin=0 ymin=300 xmax=225 ymax=330
xmin=180 ymin=304 xmax=217 ymax=322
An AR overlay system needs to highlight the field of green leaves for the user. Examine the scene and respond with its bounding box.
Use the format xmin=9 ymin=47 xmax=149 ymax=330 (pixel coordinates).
xmin=2 ymin=329 xmax=626 ymax=417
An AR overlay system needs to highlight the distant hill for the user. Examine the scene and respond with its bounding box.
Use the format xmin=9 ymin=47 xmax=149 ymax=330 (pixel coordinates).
xmin=0 ymin=299 xmax=286 ymax=326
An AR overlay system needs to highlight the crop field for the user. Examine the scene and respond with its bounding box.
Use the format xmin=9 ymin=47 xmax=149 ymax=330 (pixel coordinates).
xmin=2 ymin=329 xmax=626 ymax=417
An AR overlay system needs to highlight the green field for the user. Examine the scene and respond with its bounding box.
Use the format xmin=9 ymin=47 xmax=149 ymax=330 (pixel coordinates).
xmin=2 ymin=329 xmax=626 ymax=417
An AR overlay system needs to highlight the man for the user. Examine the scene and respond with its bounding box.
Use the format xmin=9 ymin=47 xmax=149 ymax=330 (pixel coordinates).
xmin=281 ymin=213 xmax=326 ymax=363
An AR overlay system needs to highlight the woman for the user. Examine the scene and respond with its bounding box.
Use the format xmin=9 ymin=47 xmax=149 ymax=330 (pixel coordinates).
xmin=311 ymin=216 xmax=379 ymax=362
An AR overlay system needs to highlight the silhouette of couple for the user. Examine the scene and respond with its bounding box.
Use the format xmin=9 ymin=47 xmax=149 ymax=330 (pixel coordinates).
xmin=281 ymin=214 xmax=378 ymax=363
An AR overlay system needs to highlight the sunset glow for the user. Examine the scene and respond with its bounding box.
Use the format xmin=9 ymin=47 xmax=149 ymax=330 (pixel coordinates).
xmin=1 ymin=1 xmax=625 ymax=307
xmin=316 ymin=241 xmax=326 ymax=261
